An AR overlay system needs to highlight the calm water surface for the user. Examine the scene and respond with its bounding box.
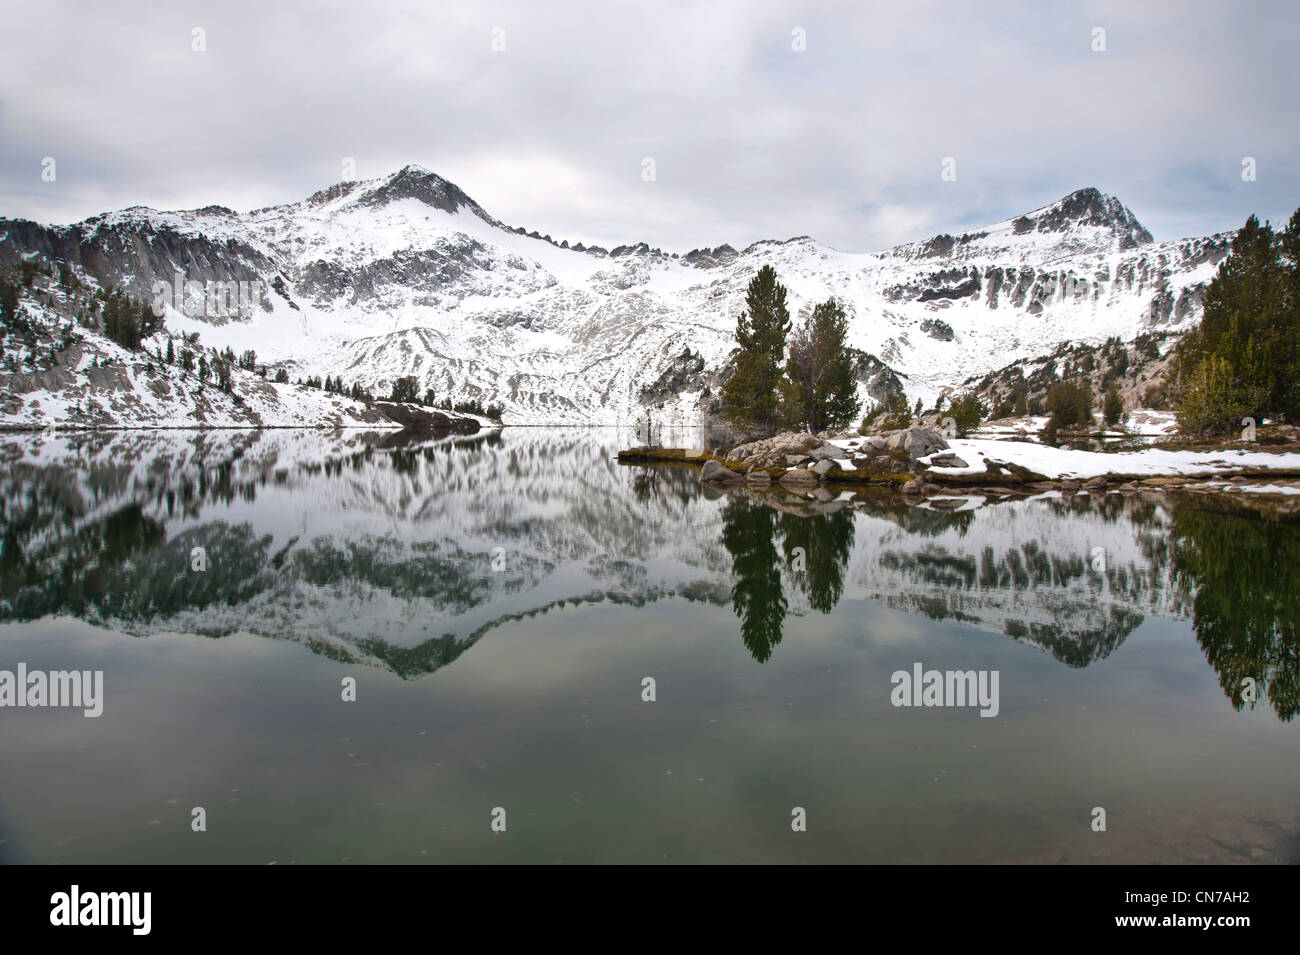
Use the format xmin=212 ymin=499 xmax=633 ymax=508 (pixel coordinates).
xmin=0 ymin=426 xmax=1297 ymax=863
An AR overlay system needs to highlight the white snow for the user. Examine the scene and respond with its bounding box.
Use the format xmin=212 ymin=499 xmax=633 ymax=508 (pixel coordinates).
xmin=921 ymin=439 xmax=1300 ymax=479
xmin=5 ymin=171 xmax=1231 ymax=426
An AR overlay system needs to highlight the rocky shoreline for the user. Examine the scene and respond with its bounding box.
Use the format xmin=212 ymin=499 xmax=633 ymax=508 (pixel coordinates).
xmin=617 ymin=427 xmax=1300 ymax=499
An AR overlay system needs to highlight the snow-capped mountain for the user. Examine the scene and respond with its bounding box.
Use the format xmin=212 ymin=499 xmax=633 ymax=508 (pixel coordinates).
xmin=0 ymin=167 xmax=1232 ymax=424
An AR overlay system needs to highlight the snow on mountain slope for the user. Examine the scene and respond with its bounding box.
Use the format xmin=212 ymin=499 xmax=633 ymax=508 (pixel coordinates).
xmin=1 ymin=169 xmax=1231 ymax=425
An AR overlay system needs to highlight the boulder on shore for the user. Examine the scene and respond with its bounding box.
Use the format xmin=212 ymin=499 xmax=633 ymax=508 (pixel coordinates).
xmin=927 ymin=451 xmax=969 ymax=469
xmin=778 ymin=468 xmax=819 ymax=489
xmin=700 ymin=459 xmax=744 ymax=485
xmin=884 ymin=427 xmax=949 ymax=461
xmin=725 ymin=432 xmax=825 ymax=470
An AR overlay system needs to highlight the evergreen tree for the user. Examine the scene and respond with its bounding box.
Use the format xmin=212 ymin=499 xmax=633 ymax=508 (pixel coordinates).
xmin=720 ymin=265 xmax=791 ymax=434
xmin=781 ymin=297 xmax=861 ymax=433
xmin=948 ymin=393 xmax=984 ymax=436
xmin=0 ymin=278 xmax=19 ymax=326
xmin=165 ymin=338 xmax=175 ymax=364
xmin=389 ymin=375 xmax=419 ymax=403
xmin=1103 ymin=382 xmax=1125 ymax=426
xmin=1045 ymin=381 xmax=1093 ymax=433
xmin=1174 ymin=210 xmax=1300 ymax=433
xmin=862 ymin=391 xmax=911 ymax=432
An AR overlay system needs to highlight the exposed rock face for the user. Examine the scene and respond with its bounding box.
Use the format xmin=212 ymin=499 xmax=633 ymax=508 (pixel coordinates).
xmin=680 ymin=244 xmax=738 ymax=268
xmin=920 ymin=318 xmax=955 ymax=341
xmin=638 ymin=347 xmax=708 ymax=405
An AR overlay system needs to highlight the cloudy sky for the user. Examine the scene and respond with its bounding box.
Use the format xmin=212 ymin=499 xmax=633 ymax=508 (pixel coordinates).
xmin=1 ymin=0 xmax=1296 ymax=253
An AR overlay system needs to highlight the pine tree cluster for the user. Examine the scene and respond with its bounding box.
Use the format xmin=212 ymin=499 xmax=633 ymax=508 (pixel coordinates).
xmin=1174 ymin=209 xmax=1300 ymax=435
xmin=719 ymin=265 xmax=861 ymax=435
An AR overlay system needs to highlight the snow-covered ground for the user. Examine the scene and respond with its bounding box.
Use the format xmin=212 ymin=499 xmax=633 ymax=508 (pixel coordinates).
xmin=921 ymin=439 xmax=1300 ymax=479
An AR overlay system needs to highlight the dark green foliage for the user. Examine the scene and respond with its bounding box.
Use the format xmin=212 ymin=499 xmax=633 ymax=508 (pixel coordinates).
xmin=1170 ymin=502 xmax=1300 ymax=721
xmin=947 ymin=392 xmax=984 ymax=436
xmin=720 ymin=498 xmax=786 ymax=663
xmin=779 ymin=510 xmax=855 ymax=614
xmin=1102 ymin=382 xmax=1125 ymax=426
xmin=388 ymin=375 xmax=420 ymax=403
xmin=1045 ymin=381 xmax=1093 ymax=433
xmin=1110 ymin=346 xmax=1129 ymax=377
xmin=1174 ymin=210 xmax=1300 ymax=434
xmin=0 ymin=278 xmax=20 ymax=327
xmin=447 ymin=398 xmax=504 ymax=419
xmin=720 ymin=497 xmax=857 ymax=661
xmin=862 ymin=391 xmax=911 ymax=433
xmin=101 ymin=291 xmax=140 ymax=350
xmin=781 ymin=298 xmax=861 ymax=433
xmin=720 ymin=265 xmax=791 ymax=434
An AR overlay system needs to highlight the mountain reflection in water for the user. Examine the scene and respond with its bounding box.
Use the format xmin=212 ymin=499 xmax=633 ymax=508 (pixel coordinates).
xmin=0 ymin=426 xmax=1296 ymax=722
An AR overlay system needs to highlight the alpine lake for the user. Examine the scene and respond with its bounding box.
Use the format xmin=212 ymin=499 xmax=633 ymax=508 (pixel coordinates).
xmin=0 ymin=425 xmax=1296 ymax=864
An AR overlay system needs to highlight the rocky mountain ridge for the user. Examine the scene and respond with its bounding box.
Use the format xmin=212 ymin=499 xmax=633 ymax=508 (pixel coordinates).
xmin=0 ymin=167 xmax=1231 ymax=426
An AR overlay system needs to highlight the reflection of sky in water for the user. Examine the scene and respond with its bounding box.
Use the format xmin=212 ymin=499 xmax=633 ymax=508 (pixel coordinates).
xmin=1 ymin=603 xmax=1296 ymax=864
xmin=0 ymin=427 xmax=1297 ymax=863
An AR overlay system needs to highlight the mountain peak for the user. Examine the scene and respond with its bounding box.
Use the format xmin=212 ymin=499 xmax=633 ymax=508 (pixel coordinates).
xmin=1015 ymin=187 xmax=1152 ymax=249
xmin=356 ymin=165 xmax=487 ymax=218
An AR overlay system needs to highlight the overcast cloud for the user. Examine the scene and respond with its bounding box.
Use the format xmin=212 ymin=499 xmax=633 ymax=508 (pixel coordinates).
xmin=1 ymin=0 xmax=1296 ymax=253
